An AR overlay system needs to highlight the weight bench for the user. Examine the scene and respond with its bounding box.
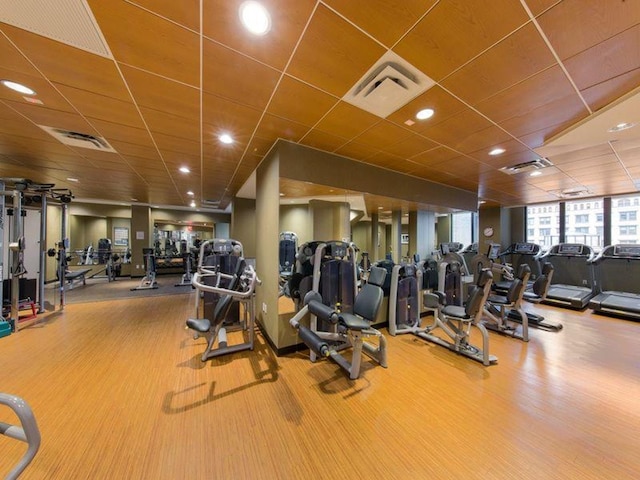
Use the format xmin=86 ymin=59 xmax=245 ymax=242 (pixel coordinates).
xmin=64 ymin=268 xmax=91 ymax=289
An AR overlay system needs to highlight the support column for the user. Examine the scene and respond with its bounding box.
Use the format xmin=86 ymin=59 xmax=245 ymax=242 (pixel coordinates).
xmin=391 ymin=210 xmax=402 ymax=263
xmin=131 ymin=205 xmax=152 ymax=277
xmin=371 ymin=213 xmax=379 ymax=261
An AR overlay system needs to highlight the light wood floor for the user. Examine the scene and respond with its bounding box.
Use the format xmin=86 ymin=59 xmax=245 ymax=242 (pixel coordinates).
xmin=1 ymin=292 xmax=639 ymax=479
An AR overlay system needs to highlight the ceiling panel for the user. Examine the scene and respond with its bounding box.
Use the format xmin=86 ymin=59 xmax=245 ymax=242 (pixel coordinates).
xmin=203 ymin=0 xmax=316 ymax=70
xmin=267 ymin=75 xmax=338 ymax=125
xmin=394 ymin=0 xmax=529 ymax=81
xmin=0 ymin=1 xmax=638 ymax=210
xmin=441 ymin=24 xmax=556 ymax=105
xmin=129 ymin=0 xmax=200 ymax=31
xmin=538 ymin=0 xmax=640 ymax=60
xmin=88 ymin=0 xmax=199 ymax=86
xmin=287 ymin=4 xmax=386 ymax=97
xmin=324 ymin=0 xmax=438 ymax=48
xmin=0 ymin=24 xmax=131 ymax=101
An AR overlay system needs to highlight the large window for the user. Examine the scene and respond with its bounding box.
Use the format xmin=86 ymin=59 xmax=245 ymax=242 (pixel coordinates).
xmin=612 ymin=194 xmax=640 ymax=245
xmin=565 ymin=198 xmax=603 ymax=248
xmin=619 ymin=211 xmax=637 ymax=221
xmin=526 ymin=202 xmax=559 ymax=248
xmin=451 ymin=211 xmax=475 ymax=246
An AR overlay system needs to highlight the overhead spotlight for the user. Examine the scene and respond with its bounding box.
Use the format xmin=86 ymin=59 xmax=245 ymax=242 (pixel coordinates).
xmin=239 ymin=1 xmax=271 ymax=35
xmin=416 ymin=108 xmax=434 ymax=120
xmin=179 ymin=166 xmax=190 ymax=173
xmin=219 ymin=133 xmax=234 ymax=144
xmin=187 ymin=191 xmax=195 ymax=196
xmin=489 ymin=147 xmax=505 ymax=156
xmin=608 ymin=122 xmax=636 ymax=133
xmin=1 ymin=80 xmax=35 ymax=95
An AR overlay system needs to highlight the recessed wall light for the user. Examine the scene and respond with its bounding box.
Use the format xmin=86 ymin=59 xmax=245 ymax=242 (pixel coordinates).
xmin=179 ymin=166 xmax=190 ymax=173
xmin=239 ymin=1 xmax=271 ymax=35
xmin=416 ymin=108 xmax=434 ymax=120
xmin=608 ymin=122 xmax=636 ymax=132
xmin=489 ymin=148 xmax=505 ymax=156
xmin=219 ymin=133 xmax=234 ymax=144
xmin=187 ymin=191 xmax=194 ymax=196
xmin=1 ymin=80 xmax=35 ymax=95
xmin=529 ymin=170 xmax=542 ymax=177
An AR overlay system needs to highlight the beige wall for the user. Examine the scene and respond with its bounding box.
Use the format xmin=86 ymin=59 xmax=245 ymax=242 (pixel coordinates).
xmin=231 ymin=197 xmax=256 ymax=258
xmin=280 ymin=204 xmax=310 ymax=245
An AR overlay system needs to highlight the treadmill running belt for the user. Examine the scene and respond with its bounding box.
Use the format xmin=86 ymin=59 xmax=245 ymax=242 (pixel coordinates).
xmin=600 ymin=294 xmax=640 ymax=314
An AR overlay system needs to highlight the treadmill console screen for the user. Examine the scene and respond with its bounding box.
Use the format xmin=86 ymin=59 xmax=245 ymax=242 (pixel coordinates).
xmin=487 ymin=244 xmax=501 ymax=260
xmin=514 ymin=243 xmax=535 ymax=253
xmin=214 ymin=242 xmax=232 ymax=253
xmin=404 ymin=265 xmax=416 ymax=276
xmin=613 ymin=245 xmax=640 ymax=257
xmin=558 ymin=244 xmax=583 ymax=255
xmin=329 ymin=243 xmax=347 ymax=258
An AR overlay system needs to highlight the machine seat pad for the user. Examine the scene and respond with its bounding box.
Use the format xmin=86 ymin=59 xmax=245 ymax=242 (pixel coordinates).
xmin=442 ymin=305 xmax=470 ymax=320
xmin=186 ymin=318 xmax=211 ymax=333
xmin=488 ymin=294 xmax=510 ymax=305
xmin=338 ymin=313 xmax=370 ymax=331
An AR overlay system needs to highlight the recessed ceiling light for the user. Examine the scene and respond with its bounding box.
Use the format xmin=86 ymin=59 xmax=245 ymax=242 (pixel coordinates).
xmin=1 ymin=80 xmax=35 ymax=95
xmin=66 ymin=177 xmax=79 ymax=182
xmin=416 ymin=108 xmax=434 ymax=120
xmin=187 ymin=191 xmax=194 ymax=196
xmin=529 ymin=170 xmax=542 ymax=177
xmin=219 ymin=133 xmax=234 ymax=144
xmin=608 ymin=122 xmax=636 ymax=132
xmin=24 ymin=96 xmax=43 ymax=105
xmin=239 ymin=1 xmax=271 ymax=35
xmin=131 ymin=198 xmax=138 ymax=202
xmin=404 ymin=119 xmax=416 ymax=126
xmin=489 ymin=147 xmax=505 ymax=156
xmin=179 ymin=166 xmax=190 ymax=173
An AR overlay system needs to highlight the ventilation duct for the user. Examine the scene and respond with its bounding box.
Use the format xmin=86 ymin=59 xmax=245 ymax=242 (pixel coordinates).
xmin=38 ymin=125 xmax=117 ymax=152
xmin=202 ymin=199 xmax=221 ymax=206
xmin=499 ymin=157 xmax=553 ymax=175
xmin=343 ymin=51 xmax=435 ymax=118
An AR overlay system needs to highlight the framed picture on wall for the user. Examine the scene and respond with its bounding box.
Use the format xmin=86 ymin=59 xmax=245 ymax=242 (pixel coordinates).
xmin=114 ymin=227 xmax=129 ymax=246
xmin=401 ymin=234 xmax=409 ymax=244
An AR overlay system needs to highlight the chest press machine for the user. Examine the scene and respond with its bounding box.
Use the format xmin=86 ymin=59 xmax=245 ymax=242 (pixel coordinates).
xmin=185 ymin=239 xmax=259 ymax=362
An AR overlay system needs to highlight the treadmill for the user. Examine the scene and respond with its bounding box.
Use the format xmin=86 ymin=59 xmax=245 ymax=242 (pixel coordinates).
xmin=541 ymin=243 xmax=595 ymax=309
xmin=589 ymin=244 xmax=640 ymax=320
xmin=494 ymin=242 xmax=542 ymax=291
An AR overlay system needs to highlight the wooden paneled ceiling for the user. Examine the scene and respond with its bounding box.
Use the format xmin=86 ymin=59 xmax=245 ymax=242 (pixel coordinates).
xmin=0 ymin=0 xmax=639 ymax=214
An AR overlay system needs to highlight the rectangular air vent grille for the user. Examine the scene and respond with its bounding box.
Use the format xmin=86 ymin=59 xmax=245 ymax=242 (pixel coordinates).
xmin=551 ymin=187 xmax=592 ymax=199
xmin=38 ymin=125 xmax=117 ymax=152
xmin=500 ymin=157 xmax=553 ymax=175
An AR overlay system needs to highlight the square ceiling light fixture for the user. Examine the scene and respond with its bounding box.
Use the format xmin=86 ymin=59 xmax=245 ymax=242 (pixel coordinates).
xmin=342 ymin=50 xmax=435 ymax=118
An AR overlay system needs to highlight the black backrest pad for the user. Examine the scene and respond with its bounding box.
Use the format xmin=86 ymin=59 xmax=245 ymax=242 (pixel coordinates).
xmin=368 ymin=265 xmax=387 ymax=287
xmin=354 ymin=283 xmax=383 ymax=322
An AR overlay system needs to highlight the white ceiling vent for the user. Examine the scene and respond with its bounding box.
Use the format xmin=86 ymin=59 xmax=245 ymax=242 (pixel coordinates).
xmin=38 ymin=125 xmax=117 ymax=152
xmin=0 ymin=0 xmax=112 ymax=58
xmin=551 ymin=187 xmax=592 ymax=199
xmin=500 ymin=157 xmax=553 ymax=175
xmin=342 ymin=51 xmax=435 ymax=118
